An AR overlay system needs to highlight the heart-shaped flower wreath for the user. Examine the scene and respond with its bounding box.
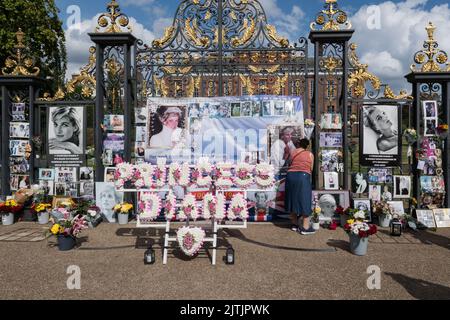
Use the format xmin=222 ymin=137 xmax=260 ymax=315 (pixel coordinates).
xmin=177 ymin=226 xmax=206 ymax=257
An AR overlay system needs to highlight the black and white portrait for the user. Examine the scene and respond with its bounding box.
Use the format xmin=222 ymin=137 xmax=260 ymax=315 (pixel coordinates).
xmin=252 ymin=101 xmax=261 ymax=117
xmin=387 ymin=201 xmax=405 ymax=217
xmin=324 ymin=172 xmax=339 ymax=190
xmin=9 ymin=122 xmax=30 ymax=139
xmin=394 ymin=175 xmax=411 ymax=198
xmin=54 ymin=183 xmax=66 ymax=196
xmin=96 ymin=182 xmax=124 ymax=223
xmin=103 ymin=149 xmax=113 ymax=166
xmin=248 ymin=191 xmax=276 ymax=215
xmin=273 ymin=101 xmax=285 ymax=116
xmin=262 ymin=101 xmax=273 ymax=116
xmin=320 ymin=132 xmax=342 ymax=148
xmin=352 ymin=173 xmax=368 ymax=194
xmin=48 ymin=106 xmax=85 ymax=155
xmin=9 ymin=140 xmax=28 ymax=157
xmin=135 ymin=107 xmax=148 ymax=124
xmin=312 ymin=191 xmax=350 ymax=222
xmin=425 ymin=119 xmax=437 ymax=136
xmin=241 ymin=102 xmax=252 ymax=117
xmin=39 ymin=180 xmax=54 ymax=196
xmin=361 ymin=105 xmax=401 ymax=167
xmin=148 ymin=105 xmax=188 ymax=149
xmin=104 ymin=167 xmax=116 ymax=183
xmin=80 ymin=181 xmax=94 ymax=197
xmin=423 ymin=101 xmax=437 ymax=118
xmin=79 ymin=167 xmax=94 ymax=181
xmin=231 ymin=102 xmax=241 ymax=117
xmin=11 ymin=103 xmax=27 ymax=121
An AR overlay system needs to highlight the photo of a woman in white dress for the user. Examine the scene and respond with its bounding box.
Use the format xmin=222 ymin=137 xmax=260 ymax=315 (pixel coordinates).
xmin=149 ymin=106 xmax=187 ymax=149
xmin=48 ymin=107 xmax=84 ymax=154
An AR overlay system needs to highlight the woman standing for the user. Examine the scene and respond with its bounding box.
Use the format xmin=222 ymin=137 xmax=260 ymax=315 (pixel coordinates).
xmin=285 ymin=138 xmax=315 ymax=235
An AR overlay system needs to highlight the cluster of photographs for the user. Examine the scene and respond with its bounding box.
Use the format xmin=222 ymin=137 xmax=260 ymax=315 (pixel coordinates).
xmin=416 ymin=209 xmax=450 ymax=228
xmin=9 ymin=103 xmax=31 ymax=191
xmin=102 ymin=115 xmax=126 ymax=166
xmin=37 ymin=167 xmax=94 ymax=197
xmin=319 ymin=113 xmax=344 ymax=190
xmin=134 ymin=107 xmax=148 ymax=160
xmin=423 ymin=101 xmax=438 ymax=137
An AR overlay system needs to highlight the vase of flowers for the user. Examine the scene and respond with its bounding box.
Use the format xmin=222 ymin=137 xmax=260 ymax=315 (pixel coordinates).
xmin=344 ymin=211 xmax=378 ymax=256
xmin=0 ymin=200 xmax=23 ymax=226
xmin=373 ymin=201 xmax=392 ymax=228
xmin=114 ymin=202 xmax=134 ymax=225
xmin=49 ymin=215 xmax=88 ymax=251
xmin=304 ymin=119 xmax=315 ymax=140
xmin=403 ymin=128 xmax=418 ymax=145
xmin=34 ymin=203 xmax=51 ymax=225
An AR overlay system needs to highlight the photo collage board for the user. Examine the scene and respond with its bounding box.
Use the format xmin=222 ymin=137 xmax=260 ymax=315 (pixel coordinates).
xmin=142 ymin=96 xmax=305 ymax=222
xmin=9 ymin=103 xmax=31 ymax=191
xmin=319 ymin=112 xmax=343 ymax=191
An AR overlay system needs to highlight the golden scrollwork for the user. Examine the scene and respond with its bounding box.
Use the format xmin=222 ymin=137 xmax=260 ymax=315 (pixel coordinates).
xmin=248 ymin=65 xmax=280 ymax=73
xmin=348 ymin=43 xmax=381 ymax=98
xmin=186 ymin=76 xmax=195 ymax=97
xmin=383 ymin=86 xmax=413 ymax=100
xmin=152 ymin=26 xmax=176 ymax=48
xmin=239 ymin=75 xmax=255 ymax=95
xmin=265 ymin=25 xmax=289 ymax=48
xmin=273 ymin=74 xmax=288 ymax=95
xmin=185 ymin=18 xmax=210 ymax=47
xmin=231 ymin=18 xmax=256 ymax=47
xmin=411 ymin=22 xmax=450 ymax=72
xmin=1 ymin=29 xmax=40 ymax=76
xmin=96 ymin=0 xmax=131 ymax=33
xmin=320 ymin=56 xmax=342 ymax=73
xmin=153 ymin=75 xmax=170 ymax=97
xmin=310 ymin=0 xmax=352 ymax=31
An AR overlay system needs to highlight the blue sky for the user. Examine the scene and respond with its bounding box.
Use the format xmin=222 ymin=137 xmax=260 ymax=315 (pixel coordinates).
xmin=57 ymin=0 xmax=450 ymax=91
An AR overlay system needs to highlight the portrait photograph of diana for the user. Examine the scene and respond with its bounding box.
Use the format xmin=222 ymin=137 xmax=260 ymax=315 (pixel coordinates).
xmin=48 ymin=106 xmax=85 ymax=155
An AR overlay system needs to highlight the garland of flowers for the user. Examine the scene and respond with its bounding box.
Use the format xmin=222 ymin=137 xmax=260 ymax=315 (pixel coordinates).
xmin=233 ymin=163 xmax=255 ymax=188
xmin=254 ymin=163 xmax=275 ymax=188
xmin=135 ymin=163 xmax=154 ymax=189
xmin=114 ymin=162 xmax=135 ymax=189
xmin=214 ymin=193 xmax=227 ymax=221
xmin=192 ymin=161 xmax=213 ymax=188
xmin=177 ymin=226 xmax=206 ymax=257
xmin=215 ymin=162 xmax=234 ymax=189
xmin=202 ymin=193 xmax=216 ymax=220
xmin=153 ymin=164 xmax=167 ymax=188
xmin=164 ymin=191 xmax=177 ymax=221
xmin=138 ymin=192 xmax=161 ymax=222
xmin=177 ymin=194 xmax=199 ymax=221
xmin=168 ymin=162 xmax=191 ymax=187
xmin=227 ymin=193 xmax=249 ymax=221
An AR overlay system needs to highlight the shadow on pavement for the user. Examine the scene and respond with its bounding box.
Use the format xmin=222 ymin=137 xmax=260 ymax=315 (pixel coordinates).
xmin=408 ymin=230 xmax=450 ymax=251
xmin=385 ymin=272 xmax=450 ymax=300
xmin=326 ymin=239 xmax=351 ymax=254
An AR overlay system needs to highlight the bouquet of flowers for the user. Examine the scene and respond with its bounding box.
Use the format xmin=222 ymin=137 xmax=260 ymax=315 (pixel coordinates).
xmin=32 ymin=203 xmax=51 ymax=217
xmin=304 ymin=119 xmax=315 ymax=140
xmin=344 ymin=211 xmax=378 ymax=238
xmin=372 ymin=201 xmax=391 ymax=217
xmin=113 ymin=202 xmax=134 ymax=215
xmin=311 ymin=206 xmax=321 ymax=224
xmin=403 ymin=128 xmax=418 ymax=145
xmin=0 ymin=199 xmax=23 ymax=215
xmin=233 ymin=163 xmax=255 ymax=188
xmin=49 ymin=214 xmax=88 ymax=238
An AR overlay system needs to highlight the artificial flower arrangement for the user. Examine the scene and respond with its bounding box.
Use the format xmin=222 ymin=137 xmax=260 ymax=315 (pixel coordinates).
xmin=114 ymin=162 xmax=135 ymax=189
xmin=403 ymin=128 xmax=418 ymax=145
xmin=164 ymin=191 xmax=177 ymax=221
xmin=191 ymin=160 xmax=213 ymax=188
xmin=202 ymin=193 xmax=216 ymax=220
xmin=227 ymin=193 xmax=249 ymax=221
xmin=113 ymin=202 xmax=134 ymax=215
xmin=178 ymin=194 xmax=200 ymax=221
xmin=138 ymin=192 xmax=162 ymax=222
xmin=168 ymin=162 xmax=191 ymax=187
xmin=0 ymin=199 xmax=23 ymax=215
xmin=153 ymin=162 xmax=167 ymax=188
xmin=135 ymin=163 xmax=154 ymax=189
xmin=49 ymin=214 xmax=88 ymax=238
xmin=344 ymin=210 xmax=378 ymax=238
xmin=177 ymin=226 xmax=206 ymax=257
xmin=215 ymin=162 xmax=234 ymax=189
xmin=214 ymin=193 xmax=227 ymax=221
xmin=254 ymin=163 xmax=275 ymax=188
xmin=233 ymin=163 xmax=255 ymax=189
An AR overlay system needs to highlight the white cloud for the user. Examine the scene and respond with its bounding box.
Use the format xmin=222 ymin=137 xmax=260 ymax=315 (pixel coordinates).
xmin=350 ymin=0 xmax=450 ymax=91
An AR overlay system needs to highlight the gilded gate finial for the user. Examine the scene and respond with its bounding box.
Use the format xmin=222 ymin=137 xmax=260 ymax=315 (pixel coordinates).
xmin=310 ymin=0 xmax=352 ymax=31
xmin=411 ymin=22 xmax=449 ymax=72
xmin=96 ymin=0 xmax=131 ymax=33
xmin=1 ymin=28 xmax=40 ymax=76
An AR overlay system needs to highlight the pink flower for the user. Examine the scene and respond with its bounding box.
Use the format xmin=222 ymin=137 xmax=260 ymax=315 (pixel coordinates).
xmin=185 ymin=207 xmax=192 ymax=214
xmin=208 ymin=202 xmax=215 ymax=212
xmin=183 ymin=233 xmax=195 ymax=250
xmin=173 ymin=169 xmax=181 ymax=180
xmin=192 ymin=170 xmax=200 ymax=179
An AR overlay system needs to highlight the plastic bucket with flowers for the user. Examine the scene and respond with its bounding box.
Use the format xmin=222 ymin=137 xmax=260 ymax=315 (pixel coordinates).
xmin=34 ymin=203 xmax=51 ymax=225
xmin=344 ymin=211 xmax=378 ymax=256
xmin=114 ymin=202 xmax=134 ymax=225
xmin=0 ymin=200 xmax=23 ymax=226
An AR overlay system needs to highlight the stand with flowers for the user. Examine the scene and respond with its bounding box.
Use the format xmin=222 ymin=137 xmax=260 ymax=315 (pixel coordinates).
xmin=372 ymin=201 xmax=393 ymax=228
xmin=0 ymin=200 xmax=23 ymax=226
xmin=344 ymin=211 xmax=378 ymax=256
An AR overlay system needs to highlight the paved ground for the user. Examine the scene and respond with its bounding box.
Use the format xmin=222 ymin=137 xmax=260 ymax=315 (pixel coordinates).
xmin=0 ymin=221 xmax=449 ymax=300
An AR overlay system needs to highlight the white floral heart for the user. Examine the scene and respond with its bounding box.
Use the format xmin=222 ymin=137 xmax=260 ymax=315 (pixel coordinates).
xmin=177 ymin=226 xmax=206 ymax=257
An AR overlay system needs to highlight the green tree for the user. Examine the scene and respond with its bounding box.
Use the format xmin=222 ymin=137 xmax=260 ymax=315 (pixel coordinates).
xmin=0 ymin=0 xmax=67 ymax=89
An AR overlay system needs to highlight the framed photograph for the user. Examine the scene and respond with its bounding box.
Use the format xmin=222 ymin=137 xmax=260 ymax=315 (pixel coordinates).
xmin=432 ymin=209 xmax=450 ymax=228
xmin=136 ymin=127 xmax=147 ymax=143
xmin=135 ymin=142 xmax=146 ymax=158
xmin=103 ymin=133 xmax=125 ymax=152
xmin=79 ymin=167 xmax=94 ymax=181
xmin=148 ymin=105 xmax=188 ymax=149
xmin=312 ymin=190 xmax=350 ymax=221
xmin=352 ymin=173 xmax=368 ymax=194
xmin=103 ymin=149 xmax=113 ymax=166
xmin=252 ymin=101 xmax=261 ymax=117
xmin=360 ymin=105 xmax=401 ymax=167
xmin=96 ymin=182 xmax=124 ymax=223
xmin=215 ymin=104 xmax=230 ymax=118
xmin=368 ymin=168 xmax=391 ymax=184
xmin=9 ymin=122 xmax=30 ymax=139
xmin=38 ymin=168 xmax=55 ymax=181
xmin=353 ymin=199 xmax=372 ymax=222
xmin=268 ymin=125 xmax=304 ymax=174
xmin=231 ymin=103 xmax=241 ymax=117
xmin=320 ymin=132 xmax=342 ymax=148
xmin=381 ymin=185 xmax=393 ymax=201
xmin=54 ymin=183 xmax=67 ymax=196
xmin=80 ymin=181 xmax=94 ymax=196
xmin=320 ymin=149 xmax=343 ymax=172
xmin=393 ymin=175 xmax=411 ymax=198
xmin=10 ymin=175 xmax=19 ymax=191
xmin=11 ymin=103 xmax=27 ymax=121
xmin=415 ymin=210 xmax=436 ymax=228
xmin=9 ymin=140 xmax=28 ymax=157
xmin=67 ymin=183 xmax=79 ymax=198
xmin=52 ymin=197 xmax=72 ymax=209
xmin=104 ymin=167 xmax=117 ymax=183
xmin=387 ymin=201 xmax=405 ymax=217
xmin=103 ymin=115 xmax=124 ymax=131
xmin=423 ymin=101 xmax=438 ymax=118
xmin=10 ymin=158 xmax=29 ymax=174
xmin=55 ymin=167 xmax=77 ymax=183
xmin=368 ymin=185 xmax=381 ymax=202
xmin=261 ymin=101 xmax=273 ymax=116
xmin=247 ymin=191 xmax=276 ymax=216
xmin=425 ymin=119 xmax=437 ymax=136
xmin=39 ymin=180 xmax=54 ymax=196
xmin=420 ymin=176 xmax=433 ymax=193
xmin=421 ymin=193 xmax=445 ymax=209
xmin=241 ymin=102 xmax=252 ymax=117
xmin=48 ymin=106 xmax=85 ymax=155
xmin=273 ymin=101 xmax=285 ymax=116
xmin=324 ymin=172 xmax=339 ymax=190
xmin=135 ymin=107 xmax=148 ymax=124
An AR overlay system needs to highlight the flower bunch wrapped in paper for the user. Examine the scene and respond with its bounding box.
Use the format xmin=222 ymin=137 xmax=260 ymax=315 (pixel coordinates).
xmin=304 ymin=118 xmax=315 ymax=140
xmin=178 ymin=194 xmax=199 ymax=221
xmin=138 ymin=193 xmax=162 ymax=222
xmin=227 ymin=193 xmax=249 ymax=221
xmin=254 ymin=163 xmax=275 ymax=188
xmin=49 ymin=214 xmax=88 ymax=238
xmin=233 ymin=163 xmax=255 ymax=189
xmin=403 ymin=128 xmax=418 ymax=145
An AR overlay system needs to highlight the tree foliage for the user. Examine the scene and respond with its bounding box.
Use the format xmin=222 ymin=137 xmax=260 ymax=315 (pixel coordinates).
xmin=0 ymin=0 xmax=67 ymax=88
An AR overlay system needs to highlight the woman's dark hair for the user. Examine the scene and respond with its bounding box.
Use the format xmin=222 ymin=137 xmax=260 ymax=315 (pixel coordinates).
xmin=297 ymin=138 xmax=310 ymax=149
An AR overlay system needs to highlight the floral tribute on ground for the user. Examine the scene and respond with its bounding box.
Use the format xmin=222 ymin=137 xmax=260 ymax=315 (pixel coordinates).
xmin=177 ymin=226 xmax=206 ymax=257
xmin=192 ymin=159 xmax=213 ymax=188
xmin=344 ymin=211 xmax=378 ymax=238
